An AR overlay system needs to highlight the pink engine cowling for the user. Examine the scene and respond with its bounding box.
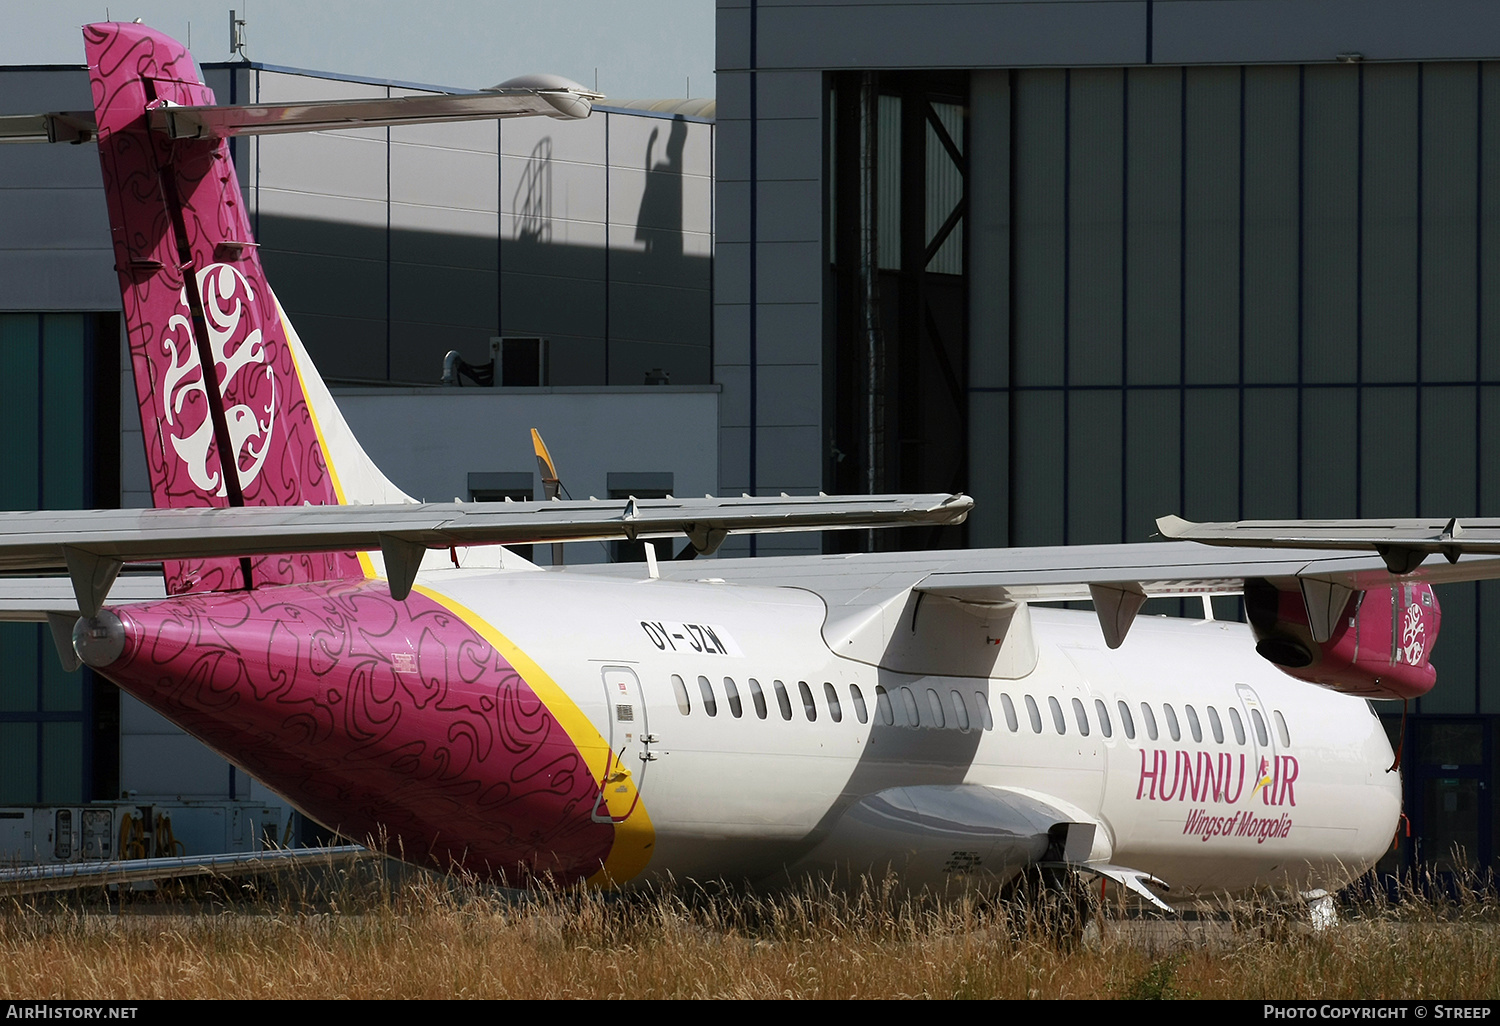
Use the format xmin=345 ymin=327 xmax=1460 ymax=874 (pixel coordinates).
xmin=1243 ymin=578 xmax=1440 ymax=701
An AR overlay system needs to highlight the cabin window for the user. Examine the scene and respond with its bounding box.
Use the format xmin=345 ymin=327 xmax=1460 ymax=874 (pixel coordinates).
xmin=1251 ymin=708 xmax=1269 ymax=747
xmin=1072 ymin=697 xmax=1090 ymax=736
xmin=748 ymin=678 xmax=768 ymax=719
xmin=798 ymin=681 xmax=817 ymax=721
xmin=950 ymin=691 xmax=971 ymax=731
xmin=875 ymin=685 xmax=895 ymax=726
xmin=773 ymin=680 xmax=793 ymax=720
xmin=1025 ymin=695 xmax=1043 ymax=734
xmin=1163 ymin=703 xmax=1181 ymax=741
xmin=901 ymin=687 xmax=922 ymax=726
xmin=697 ymin=676 xmax=718 ymax=717
xmin=1229 ymin=706 xmax=1247 ymax=745
xmin=849 ymin=684 xmax=868 ymax=724
xmin=672 ymin=674 xmax=691 ymax=715
xmin=926 ymin=689 xmax=946 ymax=728
xmin=1094 ymin=698 xmax=1112 ymax=738
xmin=1140 ymin=702 xmax=1159 ymax=741
xmin=1048 ymin=696 xmax=1067 ymax=734
xmin=1207 ymin=705 xmax=1225 ymax=744
xmin=723 ymin=678 xmax=743 ymax=718
xmin=1185 ymin=704 xmax=1203 ymax=743
xmin=1275 ymin=710 xmax=1291 ymax=747
xmin=824 ymin=682 xmax=843 ymax=723
xmin=976 ymin=692 xmax=994 ymax=731
xmin=1001 ymin=693 xmax=1019 ymax=732
xmin=1117 ymin=700 xmax=1135 ymax=739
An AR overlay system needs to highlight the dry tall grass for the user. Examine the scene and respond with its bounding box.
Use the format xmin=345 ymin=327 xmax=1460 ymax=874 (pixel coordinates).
xmin=1 ymin=862 xmax=1496 ymax=999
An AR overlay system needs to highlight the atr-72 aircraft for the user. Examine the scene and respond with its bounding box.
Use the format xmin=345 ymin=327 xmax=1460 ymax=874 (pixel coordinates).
xmin=2 ymin=22 xmax=1498 ymax=906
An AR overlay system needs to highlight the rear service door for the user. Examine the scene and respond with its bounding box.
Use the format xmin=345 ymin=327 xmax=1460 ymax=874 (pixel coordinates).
xmin=594 ymin=665 xmax=653 ymax=823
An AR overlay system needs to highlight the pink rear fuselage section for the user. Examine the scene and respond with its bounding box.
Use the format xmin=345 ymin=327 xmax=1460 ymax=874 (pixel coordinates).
xmin=101 ymin=578 xmax=613 ymax=882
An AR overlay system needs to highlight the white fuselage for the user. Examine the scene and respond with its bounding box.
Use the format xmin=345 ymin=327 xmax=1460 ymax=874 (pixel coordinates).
xmin=426 ymin=567 xmax=1403 ymax=897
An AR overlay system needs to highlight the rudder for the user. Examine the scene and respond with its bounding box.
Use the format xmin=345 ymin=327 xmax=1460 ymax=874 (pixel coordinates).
xmin=86 ymin=22 xmax=402 ymax=594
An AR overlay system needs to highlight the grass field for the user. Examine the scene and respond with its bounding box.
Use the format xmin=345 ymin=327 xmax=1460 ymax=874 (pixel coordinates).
xmin=1 ymin=864 xmax=1496 ymax=999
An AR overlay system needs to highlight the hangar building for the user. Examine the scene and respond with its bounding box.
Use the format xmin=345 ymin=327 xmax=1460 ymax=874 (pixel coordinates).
xmin=712 ymin=0 xmax=1500 ymax=875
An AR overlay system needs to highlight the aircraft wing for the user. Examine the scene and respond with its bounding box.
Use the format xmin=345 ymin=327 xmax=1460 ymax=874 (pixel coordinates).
xmin=575 ymin=537 xmax=1500 ymax=650
xmin=1157 ymin=514 xmax=1500 ymax=574
xmin=0 ymin=845 xmax=373 ymax=896
xmin=0 ymin=493 xmax=970 ymax=615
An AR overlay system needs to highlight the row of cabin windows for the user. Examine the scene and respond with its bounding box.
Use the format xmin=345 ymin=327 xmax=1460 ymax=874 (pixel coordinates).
xmin=670 ymin=674 xmax=1292 ymax=747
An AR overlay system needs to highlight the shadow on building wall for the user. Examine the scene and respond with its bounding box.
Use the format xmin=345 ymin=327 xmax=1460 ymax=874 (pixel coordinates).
xmin=512 ymin=136 xmax=552 ymax=245
xmin=635 ymin=115 xmax=687 ymax=261
xmin=258 ymin=214 xmax=711 ymax=388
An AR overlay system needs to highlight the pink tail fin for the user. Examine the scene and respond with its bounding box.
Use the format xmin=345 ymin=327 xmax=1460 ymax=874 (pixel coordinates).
xmin=87 ymin=22 xmax=366 ymax=594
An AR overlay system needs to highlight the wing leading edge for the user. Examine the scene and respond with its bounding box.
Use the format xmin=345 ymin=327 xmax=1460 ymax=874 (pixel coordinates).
xmin=0 ymin=492 xmax=972 ymax=616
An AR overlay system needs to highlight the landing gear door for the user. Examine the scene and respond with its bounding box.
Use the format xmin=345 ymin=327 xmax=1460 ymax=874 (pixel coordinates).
xmin=596 ymin=665 xmax=651 ymax=822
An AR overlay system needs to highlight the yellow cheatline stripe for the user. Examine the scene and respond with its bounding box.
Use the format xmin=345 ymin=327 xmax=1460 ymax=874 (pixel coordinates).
xmin=276 ymin=297 xmax=376 ymax=580
xmin=412 ymin=583 xmax=656 ymax=886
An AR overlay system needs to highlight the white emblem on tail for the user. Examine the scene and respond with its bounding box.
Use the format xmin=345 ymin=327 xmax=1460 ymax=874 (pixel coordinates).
xmin=160 ymin=264 xmax=276 ymax=498
xmin=1402 ymin=603 xmax=1427 ymax=665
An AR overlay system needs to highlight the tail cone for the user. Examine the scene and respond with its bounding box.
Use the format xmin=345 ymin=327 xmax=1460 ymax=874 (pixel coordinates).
xmin=72 ymin=610 xmax=125 ymax=669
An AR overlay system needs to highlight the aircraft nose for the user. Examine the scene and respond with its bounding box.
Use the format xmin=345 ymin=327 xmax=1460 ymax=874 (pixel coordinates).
xmin=72 ymin=609 xmax=126 ymax=668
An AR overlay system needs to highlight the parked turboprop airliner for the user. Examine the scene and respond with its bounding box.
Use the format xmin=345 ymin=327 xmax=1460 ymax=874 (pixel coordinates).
xmin=6 ymin=23 xmax=1500 ymax=905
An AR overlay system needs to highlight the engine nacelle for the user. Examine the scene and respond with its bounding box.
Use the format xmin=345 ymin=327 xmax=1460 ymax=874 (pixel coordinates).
xmin=1243 ymin=578 xmax=1440 ymax=700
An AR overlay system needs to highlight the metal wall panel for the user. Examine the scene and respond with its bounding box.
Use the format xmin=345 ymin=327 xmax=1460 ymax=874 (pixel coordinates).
xmin=1124 ymin=68 xmax=1182 ymax=387
xmin=1360 ymin=385 xmax=1417 ymax=516
xmin=1068 ymin=389 xmax=1122 ymax=544
xmin=1240 ymin=388 xmax=1299 ymax=518
xmin=1361 ymin=64 xmax=1419 ymax=384
xmin=1422 ymin=63 xmax=1481 ymax=384
xmin=1482 ymin=67 xmax=1500 ymax=381
xmin=1183 ymin=67 xmax=1241 ymax=386
xmin=1241 ymin=67 xmax=1301 ymax=385
xmin=1183 ymin=387 xmax=1241 ymax=522
xmin=748 ymin=2 xmax=1147 ymax=71
xmin=1069 ymin=69 xmax=1124 ymax=388
xmin=1125 ymin=388 xmax=1180 ymax=542
xmin=1155 ymin=0 xmax=1500 ymax=66
xmin=1300 ymin=386 xmax=1357 ymax=517
xmin=1011 ymin=71 xmax=1067 ymax=388
xmin=1483 ymin=582 xmax=1500 ymax=715
xmin=1011 ymin=390 xmax=1065 ymax=545
xmin=1421 ymin=386 xmax=1477 ymax=515
xmin=1301 ymin=66 xmax=1360 ymax=385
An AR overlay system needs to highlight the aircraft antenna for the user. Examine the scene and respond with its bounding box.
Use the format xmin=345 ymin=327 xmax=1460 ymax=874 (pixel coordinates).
xmin=229 ymin=9 xmax=247 ymax=60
